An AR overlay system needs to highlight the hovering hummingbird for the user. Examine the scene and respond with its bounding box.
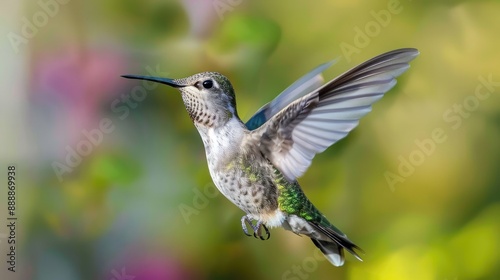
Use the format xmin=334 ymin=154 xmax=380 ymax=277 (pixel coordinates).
xmin=123 ymin=48 xmax=419 ymax=266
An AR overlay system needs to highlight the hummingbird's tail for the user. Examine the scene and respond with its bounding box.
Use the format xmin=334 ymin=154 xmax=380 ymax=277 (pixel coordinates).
xmin=283 ymin=215 xmax=363 ymax=266
xmin=308 ymin=220 xmax=363 ymax=266
xmin=311 ymin=239 xmax=345 ymax=266
xmin=279 ymin=180 xmax=363 ymax=266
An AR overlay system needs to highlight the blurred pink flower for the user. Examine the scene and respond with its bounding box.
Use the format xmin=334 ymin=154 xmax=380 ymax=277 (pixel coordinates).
xmin=108 ymin=251 xmax=198 ymax=280
xmin=31 ymin=46 xmax=127 ymax=156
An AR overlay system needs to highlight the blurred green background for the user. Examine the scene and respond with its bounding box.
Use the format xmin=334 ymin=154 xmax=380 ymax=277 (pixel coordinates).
xmin=1 ymin=0 xmax=500 ymax=279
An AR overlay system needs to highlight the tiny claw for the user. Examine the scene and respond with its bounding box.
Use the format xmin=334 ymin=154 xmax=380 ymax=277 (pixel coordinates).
xmin=240 ymin=215 xmax=271 ymax=240
xmin=252 ymin=222 xmax=260 ymax=239
xmin=258 ymin=233 xmax=266 ymax=241
xmin=253 ymin=228 xmax=264 ymax=240
xmin=262 ymin=224 xmax=271 ymax=240
xmin=252 ymin=220 xmax=270 ymax=241
xmin=243 ymin=227 xmax=251 ymax=237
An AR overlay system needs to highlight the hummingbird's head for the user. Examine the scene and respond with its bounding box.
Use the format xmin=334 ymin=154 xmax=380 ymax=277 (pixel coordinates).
xmin=122 ymin=72 xmax=238 ymax=128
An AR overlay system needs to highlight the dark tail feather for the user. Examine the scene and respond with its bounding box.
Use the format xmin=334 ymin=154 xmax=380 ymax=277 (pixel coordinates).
xmin=309 ymin=222 xmax=363 ymax=266
xmin=311 ymin=239 xmax=346 ymax=266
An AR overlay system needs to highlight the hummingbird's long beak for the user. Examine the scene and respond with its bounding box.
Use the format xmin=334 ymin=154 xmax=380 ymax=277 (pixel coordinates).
xmin=121 ymin=75 xmax=186 ymax=88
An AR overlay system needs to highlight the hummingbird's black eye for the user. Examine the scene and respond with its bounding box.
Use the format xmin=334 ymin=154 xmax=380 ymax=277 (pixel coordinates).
xmin=202 ymin=80 xmax=213 ymax=89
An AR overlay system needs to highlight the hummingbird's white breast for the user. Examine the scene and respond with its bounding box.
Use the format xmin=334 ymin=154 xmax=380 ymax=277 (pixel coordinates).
xmin=194 ymin=115 xmax=282 ymax=222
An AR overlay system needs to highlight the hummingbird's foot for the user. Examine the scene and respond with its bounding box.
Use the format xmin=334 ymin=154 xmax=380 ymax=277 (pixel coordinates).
xmin=240 ymin=215 xmax=271 ymax=240
xmin=241 ymin=215 xmax=253 ymax=237
xmin=252 ymin=221 xmax=270 ymax=240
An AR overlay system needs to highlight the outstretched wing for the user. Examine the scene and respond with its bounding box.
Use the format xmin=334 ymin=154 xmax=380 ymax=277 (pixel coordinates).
xmin=245 ymin=59 xmax=337 ymax=130
xmin=251 ymin=48 xmax=419 ymax=181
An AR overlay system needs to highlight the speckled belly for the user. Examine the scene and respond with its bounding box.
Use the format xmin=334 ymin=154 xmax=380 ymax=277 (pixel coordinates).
xmin=209 ymin=157 xmax=279 ymax=216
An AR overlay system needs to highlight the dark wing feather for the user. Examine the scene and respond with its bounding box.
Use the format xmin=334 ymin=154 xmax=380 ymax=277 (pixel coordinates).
xmin=245 ymin=60 xmax=336 ymax=130
xmin=250 ymin=48 xmax=419 ymax=181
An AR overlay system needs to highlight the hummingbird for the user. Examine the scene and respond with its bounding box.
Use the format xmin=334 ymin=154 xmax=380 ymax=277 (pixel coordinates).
xmin=122 ymin=48 xmax=419 ymax=266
